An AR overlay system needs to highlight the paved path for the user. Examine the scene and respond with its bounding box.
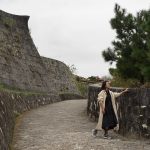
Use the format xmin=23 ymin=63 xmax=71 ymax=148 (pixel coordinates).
xmin=14 ymin=100 xmax=150 ymax=150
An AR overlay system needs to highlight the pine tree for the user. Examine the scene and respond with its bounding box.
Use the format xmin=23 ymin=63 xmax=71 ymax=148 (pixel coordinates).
xmin=102 ymin=4 xmax=150 ymax=84
xmin=130 ymin=10 xmax=150 ymax=83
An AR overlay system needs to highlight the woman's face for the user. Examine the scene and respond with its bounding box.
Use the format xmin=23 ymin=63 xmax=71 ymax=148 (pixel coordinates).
xmin=105 ymin=82 xmax=110 ymax=89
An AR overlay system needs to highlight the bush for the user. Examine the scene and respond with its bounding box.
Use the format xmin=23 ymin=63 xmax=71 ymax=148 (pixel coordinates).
xmin=110 ymin=76 xmax=140 ymax=88
xmin=75 ymin=80 xmax=87 ymax=97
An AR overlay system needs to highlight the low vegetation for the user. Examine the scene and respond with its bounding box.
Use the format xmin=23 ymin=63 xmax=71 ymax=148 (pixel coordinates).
xmin=75 ymin=79 xmax=87 ymax=97
xmin=3 ymin=19 xmax=12 ymax=27
xmin=108 ymin=75 xmax=150 ymax=88
xmin=0 ymin=83 xmax=44 ymax=95
xmin=58 ymin=91 xmax=74 ymax=94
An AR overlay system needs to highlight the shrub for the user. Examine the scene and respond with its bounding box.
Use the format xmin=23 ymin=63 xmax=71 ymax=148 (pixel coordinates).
xmin=3 ymin=19 xmax=12 ymax=27
xmin=110 ymin=76 xmax=141 ymax=88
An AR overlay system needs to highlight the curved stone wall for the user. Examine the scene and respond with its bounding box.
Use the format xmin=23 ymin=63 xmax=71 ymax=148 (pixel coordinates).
xmin=0 ymin=10 xmax=80 ymax=95
xmin=87 ymin=85 xmax=150 ymax=139
xmin=0 ymin=90 xmax=61 ymax=150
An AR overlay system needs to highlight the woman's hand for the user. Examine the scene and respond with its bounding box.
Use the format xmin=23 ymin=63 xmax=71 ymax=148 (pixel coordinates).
xmin=102 ymin=109 xmax=105 ymax=114
xmin=120 ymin=88 xmax=129 ymax=95
xmin=124 ymin=88 xmax=129 ymax=92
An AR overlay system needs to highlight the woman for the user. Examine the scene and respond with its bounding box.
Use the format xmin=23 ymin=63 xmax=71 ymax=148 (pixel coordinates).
xmin=92 ymin=81 xmax=129 ymax=139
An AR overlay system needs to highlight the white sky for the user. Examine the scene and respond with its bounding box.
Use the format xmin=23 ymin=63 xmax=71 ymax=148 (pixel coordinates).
xmin=0 ymin=0 xmax=150 ymax=78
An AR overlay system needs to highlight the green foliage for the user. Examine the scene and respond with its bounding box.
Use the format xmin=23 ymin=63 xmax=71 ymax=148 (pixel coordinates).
xmin=51 ymin=60 xmax=54 ymax=64
xmin=10 ymin=144 xmax=14 ymax=150
xmin=11 ymin=111 xmax=26 ymax=150
xmin=68 ymin=65 xmax=87 ymax=96
xmin=110 ymin=76 xmax=140 ymax=88
xmin=3 ymin=19 xmax=12 ymax=27
xmin=75 ymin=81 xmax=87 ymax=97
xmin=58 ymin=91 xmax=74 ymax=94
xmin=109 ymin=68 xmax=118 ymax=76
xmin=102 ymin=4 xmax=150 ymax=84
xmin=88 ymin=76 xmax=97 ymax=82
xmin=16 ymin=113 xmax=21 ymax=117
xmin=110 ymin=75 xmax=150 ymax=88
xmin=0 ymin=83 xmax=44 ymax=95
xmin=74 ymin=76 xmax=88 ymax=97
xmin=0 ymin=83 xmax=3 ymax=88
xmin=102 ymin=48 xmax=117 ymax=64
xmin=75 ymin=76 xmax=80 ymax=82
xmin=4 ymin=89 xmax=44 ymax=95
xmin=68 ymin=64 xmax=77 ymax=74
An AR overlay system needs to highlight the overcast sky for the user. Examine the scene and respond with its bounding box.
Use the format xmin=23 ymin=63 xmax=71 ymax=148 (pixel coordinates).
xmin=1 ymin=0 xmax=150 ymax=78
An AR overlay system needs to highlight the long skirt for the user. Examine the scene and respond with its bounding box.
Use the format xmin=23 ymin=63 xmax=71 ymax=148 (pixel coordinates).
xmin=102 ymin=97 xmax=118 ymax=130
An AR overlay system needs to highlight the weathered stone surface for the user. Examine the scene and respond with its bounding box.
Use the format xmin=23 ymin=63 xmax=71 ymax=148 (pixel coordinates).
xmin=59 ymin=93 xmax=85 ymax=100
xmin=0 ymin=10 xmax=80 ymax=95
xmin=13 ymin=100 xmax=150 ymax=150
xmin=87 ymin=85 xmax=150 ymax=139
xmin=42 ymin=57 xmax=80 ymax=94
xmin=0 ymin=89 xmax=61 ymax=150
xmin=0 ymin=9 xmax=83 ymax=150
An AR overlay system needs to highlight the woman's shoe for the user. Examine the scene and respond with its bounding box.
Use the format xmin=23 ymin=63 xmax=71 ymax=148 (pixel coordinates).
xmin=104 ymin=134 xmax=111 ymax=139
xmin=92 ymin=129 xmax=97 ymax=138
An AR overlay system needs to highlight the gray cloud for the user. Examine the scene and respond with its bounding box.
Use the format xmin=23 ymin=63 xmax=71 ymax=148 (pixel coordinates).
xmin=0 ymin=0 xmax=150 ymax=78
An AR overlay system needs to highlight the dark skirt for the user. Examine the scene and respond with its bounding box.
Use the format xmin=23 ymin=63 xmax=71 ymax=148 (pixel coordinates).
xmin=102 ymin=91 xmax=118 ymax=130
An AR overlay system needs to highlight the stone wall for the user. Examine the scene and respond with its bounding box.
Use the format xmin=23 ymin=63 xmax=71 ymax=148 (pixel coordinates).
xmin=0 ymin=89 xmax=61 ymax=150
xmin=59 ymin=94 xmax=85 ymax=100
xmin=87 ymin=85 xmax=150 ymax=139
xmin=42 ymin=57 xmax=80 ymax=94
xmin=0 ymin=9 xmax=82 ymax=150
xmin=0 ymin=10 xmax=80 ymax=95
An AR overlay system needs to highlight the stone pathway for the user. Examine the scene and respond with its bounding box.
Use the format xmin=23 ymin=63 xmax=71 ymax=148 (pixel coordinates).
xmin=14 ymin=100 xmax=150 ymax=150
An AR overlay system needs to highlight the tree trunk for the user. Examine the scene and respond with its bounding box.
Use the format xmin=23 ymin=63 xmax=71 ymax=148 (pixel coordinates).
xmin=140 ymin=75 xmax=144 ymax=84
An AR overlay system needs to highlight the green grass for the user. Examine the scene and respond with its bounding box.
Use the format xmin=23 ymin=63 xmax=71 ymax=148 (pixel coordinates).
xmin=4 ymin=89 xmax=44 ymax=95
xmin=0 ymin=83 xmax=44 ymax=95
xmin=58 ymin=91 xmax=74 ymax=94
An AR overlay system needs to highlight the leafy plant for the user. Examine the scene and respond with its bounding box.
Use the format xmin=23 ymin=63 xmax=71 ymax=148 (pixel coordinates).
xmin=68 ymin=64 xmax=77 ymax=74
xmin=3 ymin=19 xmax=12 ymax=27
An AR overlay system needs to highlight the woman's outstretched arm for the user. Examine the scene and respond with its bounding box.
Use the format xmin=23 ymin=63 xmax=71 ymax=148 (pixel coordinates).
xmin=119 ymin=88 xmax=129 ymax=95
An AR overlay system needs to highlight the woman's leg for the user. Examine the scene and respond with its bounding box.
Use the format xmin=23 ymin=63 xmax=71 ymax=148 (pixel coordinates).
xmin=104 ymin=127 xmax=111 ymax=139
xmin=104 ymin=127 xmax=108 ymax=135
